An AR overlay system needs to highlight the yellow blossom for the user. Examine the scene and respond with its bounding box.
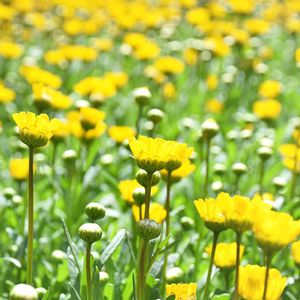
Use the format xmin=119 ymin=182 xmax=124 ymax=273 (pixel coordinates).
xmin=258 ymin=80 xmax=282 ymax=98
xmin=9 ymin=158 xmax=34 ymax=180
xmin=166 ymin=283 xmax=197 ymax=300
xmin=253 ymin=99 xmax=282 ymax=120
xmin=108 ymin=126 xmax=136 ymax=144
xmin=154 ymin=56 xmax=185 ymax=75
xmin=206 ymin=74 xmax=218 ymax=91
xmin=0 ymin=40 xmax=23 ymax=59
xmin=0 ymin=82 xmax=15 ymax=103
xmin=205 ymin=98 xmax=223 ymax=114
xmin=132 ymin=202 xmax=166 ymax=224
xmin=291 ymin=241 xmax=300 ymax=266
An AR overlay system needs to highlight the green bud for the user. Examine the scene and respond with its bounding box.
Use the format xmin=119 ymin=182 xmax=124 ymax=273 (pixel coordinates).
xmin=151 ymin=171 xmax=161 ymax=186
xmin=226 ymin=130 xmax=239 ymax=141
xmin=166 ymin=267 xmax=184 ymax=283
xmin=99 ymin=271 xmax=109 ymax=285
xmin=241 ymin=129 xmax=252 ymax=140
xmin=136 ymin=170 xmax=160 ymax=186
xmin=62 ymin=149 xmax=77 ymax=163
xmin=232 ymin=162 xmax=247 ymax=175
xmin=165 ymin=160 xmax=181 ymax=172
xmin=272 ymin=176 xmax=287 ymax=189
xmin=136 ymin=219 xmax=161 ymax=240
xmin=10 ymin=284 xmax=38 ymax=300
xmin=201 ymin=118 xmax=219 ymax=140
xmin=144 ymin=121 xmax=154 ymax=132
xmin=258 ymin=146 xmax=273 ymax=160
xmin=51 ymin=250 xmax=66 ymax=263
xmin=133 ymin=87 xmax=151 ymax=106
xmin=85 ymin=202 xmax=106 ymax=221
xmin=35 ymin=288 xmax=47 ymax=299
xmin=213 ymin=163 xmax=226 ymax=176
xmin=180 ymin=216 xmax=194 ymax=230
xmin=3 ymin=187 xmax=16 ymax=200
xmin=147 ymin=108 xmax=165 ymax=124
xmin=133 ymin=187 xmax=145 ymax=206
xmin=211 ymin=180 xmax=223 ymax=192
xmin=78 ymin=223 xmax=103 ymax=244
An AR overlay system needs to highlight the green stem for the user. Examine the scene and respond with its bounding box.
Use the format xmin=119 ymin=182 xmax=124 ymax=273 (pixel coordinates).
xmin=203 ymin=139 xmax=211 ymax=199
xmin=26 ymin=147 xmax=34 ymax=285
xmin=161 ymin=170 xmax=172 ymax=296
xmin=144 ymin=173 xmax=153 ymax=219
xmin=291 ymin=129 xmax=300 ymax=199
xmin=259 ymin=160 xmax=265 ymax=195
xmin=262 ymin=255 xmax=272 ymax=300
xmin=203 ymin=232 xmax=219 ymax=300
xmin=233 ymin=232 xmax=242 ymax=300
xmin=234 ymin=175 xmax=241 ymax=195
xmin=136 ymin=105 xmax=143 ymax=137
xmin=86 ymin=243 xmax=92 ymax=300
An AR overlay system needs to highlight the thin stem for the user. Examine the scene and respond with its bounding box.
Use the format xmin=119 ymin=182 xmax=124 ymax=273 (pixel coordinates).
xmin=203 ymin=139 xmax=211 ymax=199
xmin=234 ymin=175 xmax=241 ymax=195
xmin=144 ymin=173 xmax=153 ymax=219
xmin=259 ymin=159 xmax=265 ymax=195
xmin=135 ymin=105 xmax=143 ymax=137
xmin=233 ymin=232 xmax=242 ymax=300
xmin=26 ymin=147 xmax=34 ymax=285
xmin=262 ymin=255 xmax=272 ymax=300
xmin=161 ymin=170 xmax=172 ymax=296
xmin=203 ymin=232 xmax=219 ymax=300
xmin=86 ymin=243 xmax=92 ymax=300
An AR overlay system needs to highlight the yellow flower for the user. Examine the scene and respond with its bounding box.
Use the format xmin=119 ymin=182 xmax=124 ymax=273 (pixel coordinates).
xmin=10 ymin=158 xmax=32 ymax=180
xmin=194 ymin=195 xmax=227 ymax=233
xmin=20 ymin=65 xmax=62 ymax=89
xmin=166 ymin=283 xmax=197 ymax=300
xmin=0 ymin=81 xmax=15 ymax=103
xmin=295 ymin=48 xmax=300 ymax=66
xmin=244 ymin=18 xmax=271 ymax=35
xmin=118 ymin=179 xmax=157 ymax=204
xmin=253 ymin=210 xmax=300 ymax=254
xmin=253 ymin=99 xmax=282 ymax=120
xmin=13 ymin=112 xmax=59 ymax=148
xmin=154 ymin=56 xmax=185 ymax=75
xmin=258 ymin=80 xmax=282 ymax=99
xmin=163 ymin=82 xmax=176 ymax=101
xmin=229 ymin=0 xmax=255 ymax=14
xmin=291 ymin=241 xmax=300 ymax=266
xmin=133 ymin=41 xmax=160 ymax=60
xmin=183 ymin=48 xmax=198 ymax=65
xmin=206 ymin=243 xmax=244 ymax=269
xmin=165 ymin=160 xmax=196 ymax=180
xmin=92 ymin=38 xmax=113 ymax=52
xmin=129 ymin=136 xmax=176 ymax=173
xmin=279 ymin=144 xmax=300 ymax=173
xmin=0 ymin=40 xmax=23 ymax=59
xmin=132 ymin=202 xmax=166 ymax=224
xmin=205 ymin=98 xmax=224 ymax=114
xmin=206 ymin=74 xmax=218 ymax=91
xmin=108 ymin=126 xmax=136 ymax=144
xmin=239 ymin=265 xmax=286 ymax=300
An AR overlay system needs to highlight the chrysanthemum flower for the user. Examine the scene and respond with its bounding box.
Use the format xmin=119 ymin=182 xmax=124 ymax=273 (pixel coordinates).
xmin=10 ymin=158 xmax=31 ymax=180
xmin=132 ymin=202 xmax=166 ymax=224
xmin=13 ymin=112 xmax=59 ymax=148
xmin=108 ymin=126 xmax=136 ymax=144
xmin=166 ymin=283 xmax=197 ymax=300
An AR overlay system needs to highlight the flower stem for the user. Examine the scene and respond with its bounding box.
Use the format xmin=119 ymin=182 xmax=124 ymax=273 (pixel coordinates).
xmin=203 ymin=232 xmax=219 ymax=300
xmin=26 ymin=147 xmax=34 ymax=285
xmin=144 ymin=172 xmax=153 ymax=219
xmin=136 ymin=105 xmax=143 ymax=137
xmin=262 ymin=254 xmax=272 ymax=300
xmin=233 ymin=232 xmax=242 ymax=300
xmin=259 ymin=159 xmax=265 ymax=195
xmin=203 ymin=139 xmax=211 ymax=199
xmin=86 ymin=243 xmax=92 ymax=300
xmin=161 ymin=170 xmax=172 ymax=296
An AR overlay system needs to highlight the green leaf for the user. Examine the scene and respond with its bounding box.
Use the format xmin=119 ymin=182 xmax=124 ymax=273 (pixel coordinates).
xmin=146 ymin=274 xmax=156 ymax=288
xmin=99 ymin=229 xmax=127 ymax=268
xmin=212 ymin=294 xmax=231 ymax=300
xmin=61 ymin=218 xmax=81 ymax=275
xmin=104 ymin=284 xmax=114 ymax=300
xmin=69 ymin=284 xmax=82 ymax=300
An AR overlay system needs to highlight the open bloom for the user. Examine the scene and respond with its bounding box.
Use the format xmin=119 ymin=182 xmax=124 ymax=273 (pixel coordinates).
xmin=253 ymin=99 xmax=281 ymax=120
xmin=132 ymin=202 xmax=166 ymax=224
xmin=252 ymin=210 xmax=300 ymax=254
xmin=129 ymin=136 xmax=177 ymax=173
xmin=239 ymin=265 xmax=286 ymax=300
xmin=194 ymin=194 xmax=227 ymax=233
xmin=166 ymin=283 xmax=197 ymax=300
xmin=205 ymin=242 xmax=245 ymax=269
xmin=13 ymin=112 xmax=59 ymax=148
xmin=291 ymin=241 xmax=300 ymax=266
xmin=10 ymin=158 xmax=32 ymax=180
xmin=108 ymin=126 xmax=136 ymax=144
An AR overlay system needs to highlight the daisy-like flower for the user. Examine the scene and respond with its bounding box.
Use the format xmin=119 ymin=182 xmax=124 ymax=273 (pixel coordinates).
xmin=13 ymin=112 xmax=59 ymax=148
xmin=166 ymin=283 xmax=197 ymax=300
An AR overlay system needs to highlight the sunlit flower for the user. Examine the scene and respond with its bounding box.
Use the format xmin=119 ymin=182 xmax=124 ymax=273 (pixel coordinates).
xmin=239 ymin=265 xmax=286 ymax=300
xmin=13 ymin=112 xmax=59 ymax=148
xmin=206 ymin=243 xmax=244 ymax=269
xmin=206 ymin=74 xmax=218 ymax=91
xmin=205 ymin=98 xmax=224 ymax=114
xmin=253 ymin=99 xmax=282 ymax=120
xmin=154 ymin=56 xmax=185 ymax=75
xmin=0 ymin=81 xmax=15 ymax=103
xmin=166 ymin=283 xmax=197 ymax=300
xmin=291 ymin=241 xmax=300 ymax=266
xmin=108 ymin=126 xmax=136 ymax=144
xmin=132 ymin=202 xmax=166 ymax=223
xmin=0 ymin=40 xmax=23 ymax=59
xmin=10 ymin=158 xmax=32 ymax=180
xmin=258 ymin=80 xmax=282 ymax=99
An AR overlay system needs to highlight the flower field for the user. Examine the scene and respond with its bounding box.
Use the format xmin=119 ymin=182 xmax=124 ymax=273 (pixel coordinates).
xmin=1 ymin=0 xmax=300 ymax=299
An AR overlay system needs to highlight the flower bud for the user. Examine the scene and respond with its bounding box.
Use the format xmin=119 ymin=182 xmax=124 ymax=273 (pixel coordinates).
xmin=211 ymin=181 xmax=223 ymax=192
xmin=147 ymin=109 xmax=165 ymax=124
xmin=133 ymin=87 xmax=151 ymax=106
xmin=213 ymin=163 xmax=226 ymax=176
xmin=3 ymin=187 xmax=16 ymax=200
xmin=133 ymin=187 xmax=145 ymax=206
xmin=62 ymin=149 xmax=77 ymax=163
xmin=201 ymin=118 xmax=219 ymax=140
xmin=78 ymin=223 xmax=103 ymax=244
xmin=180 ymin=216 xmax=194 ymax=230
xmin=85 ymin=202 xmax=106 ymax=221
xmin=232 ymin=162 xmax=248 ymax=175
xmin=36 ymin=287 xmax=47 ymax=299
xmin=136 ymin=170 xmax=160 ymax=187
xmin=226 ymin=130 xmax=239 ymax=141
xmin=10 ymin=284 xmax=38 ymax=300
xmin=99 ymin=271 xmax=109 ymax=285
xmin=144 ymin=121 xmax=154 ymax=132
xmin=258 ymin=146 xmax=273 ymax=160
xmin=136 ymin=219 xmax=161 ymax=240
xmin=51 ymin=249 xmax=66 ymax=263
xmin=100 ymin=154 xmax=114 ymax=166
xmin=166 ymin=267 xmax=184 ymax=284
xmin=241 ymin=129 xmax=252 ymax=140
xmin=272 ymin=176 xmax=287 ymax=189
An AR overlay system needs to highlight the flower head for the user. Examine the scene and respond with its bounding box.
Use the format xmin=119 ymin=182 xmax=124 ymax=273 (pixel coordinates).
xmin=13 ymin=112 xmax=59 ymax=148
xmin=132 ymin=202 xmax=166 ymax=224
xmin=239 ymin=265 xmax=286 ymax=300
xmin=108 ymin=126 xmax=136 ymax=144
xmin=166 ymin=283 xmax=197 ymax=300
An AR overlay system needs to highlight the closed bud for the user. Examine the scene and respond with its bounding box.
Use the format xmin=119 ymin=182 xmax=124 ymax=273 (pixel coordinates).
xmin=3 ymin=187 xmax=16 ymax=200
xmin=151 ymin=171 xmax=161 ymax=186
xmin=78 ymin=223 xmax=103 ymax=244
xmin=166 ymin=267 xmax=184 ymax=284
xmin=272 ymin=176 xmax=287 ymax=189
xmin=241 ymin=129 xmax=252 ymax=140
xmin=232 ymin=162 xmax=247 ymax=175
xmin=99 ymin=271 xmax=109 ymax=285
xmin=51 ymin=249 xmax=66 ymax=263
xmin=147 ymin=109 xmax=165 ymax=124
xmin=133 ymin=187 xmax=145 ymax=205
xmin=36 ymin=287 xmax=47 ymax=299
xmin=258 ymin=146 xmax=273 ymax=160
xmin=144 ymin=121 xmax=154 ymax=132
xmin=62 ymin=149 xmax=77 ymax=163
xmin=201 ymin=118 xmax=219 ymax=140
xmin=211 ymin=181 xmax=223 ymax=192
xmin=85 ymin=202 xmax=106 ymax=221
xmin=226 ymin=130 xmax=239 ymax=141
xmin=10 ymin=284 xmax=38 ymax=300
xmin=133 ymin=87 xmax=151 ymax=106
xmin=165 ymin=160 xmax=182 ymax=172
xmin=180 ymin=216 xmax=194 ymax=230
xmin=213 ymin=163 xmax=226 ymax=175
xmin=137 ymin=219 xmax=161 ymax=240
xmin=136 ymin=170 xmax=160 ymax=186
